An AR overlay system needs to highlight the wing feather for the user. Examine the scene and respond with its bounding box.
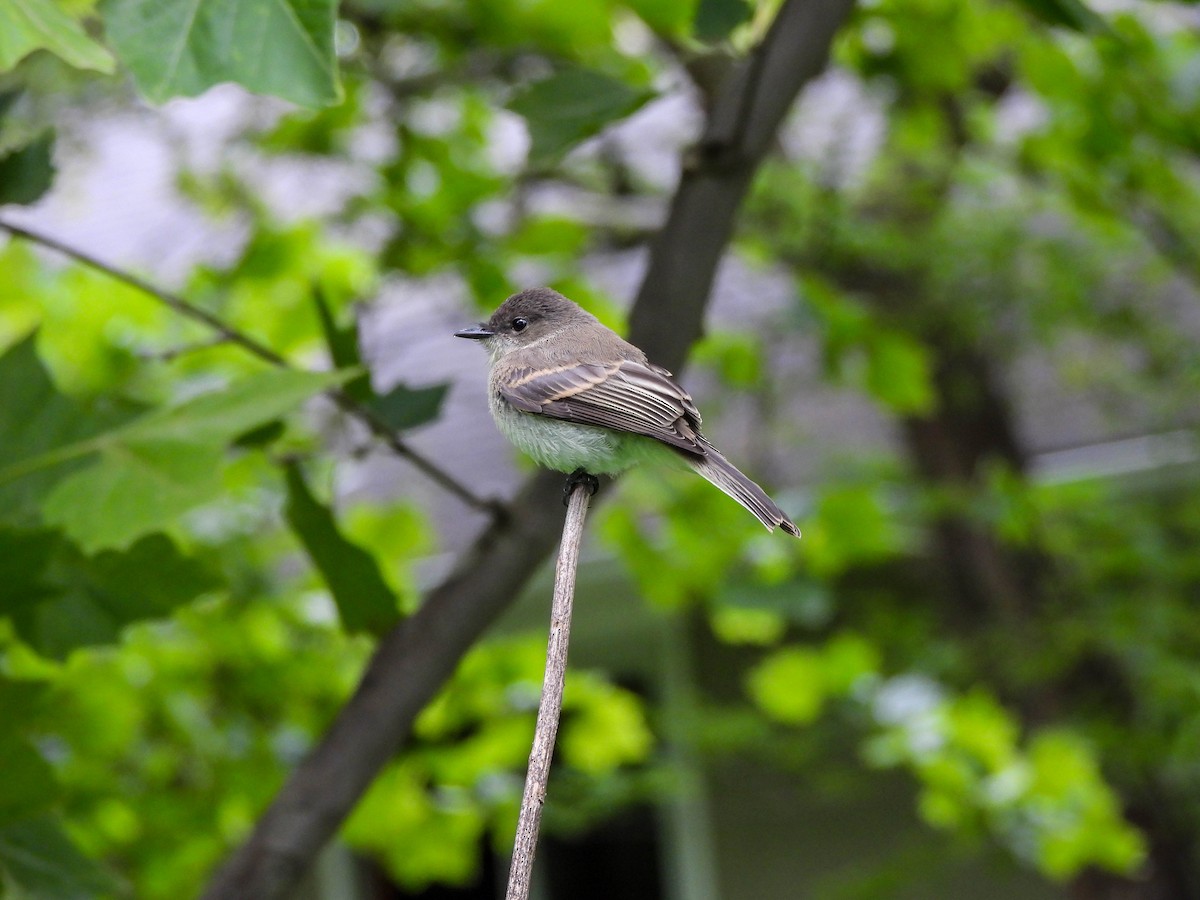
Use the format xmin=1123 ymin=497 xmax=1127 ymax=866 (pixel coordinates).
xmin=498 ymin=359 xmax=705 ymax=453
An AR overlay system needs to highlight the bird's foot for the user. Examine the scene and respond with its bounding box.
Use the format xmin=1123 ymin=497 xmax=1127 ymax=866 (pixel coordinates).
xmin=563 ymin=469 xmax=599 ymax=506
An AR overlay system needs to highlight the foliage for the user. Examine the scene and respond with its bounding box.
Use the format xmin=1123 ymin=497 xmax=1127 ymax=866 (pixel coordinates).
xmin=345 ymin=638 xmax=653 ymax=889
xmin=1 ymin=0 xmax=1198 ymax=897
xmin=101 ymin=0 xmax=342 ymax=106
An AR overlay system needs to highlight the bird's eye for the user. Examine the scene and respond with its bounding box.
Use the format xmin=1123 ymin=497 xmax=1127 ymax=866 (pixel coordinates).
xmin=512 ymin=317 xmax=528 ymax=332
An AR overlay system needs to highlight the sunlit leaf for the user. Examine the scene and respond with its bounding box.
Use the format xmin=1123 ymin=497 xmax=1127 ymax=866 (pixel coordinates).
xmin=119 ymin=367 xmax=354 ymax=446
xmin=0 ymin=334 xmax=140 ymax=527
xmin=1026 ymin=731 xmax=1146 ymax=876
xmin=41 ymin=439 xmax=224 ymax=552
xmin=802 ymin=485 xmax=908 ymax=579
xmin=694 ymin=332 xmax=763 ymax=389
xmin=344 ymin=761 xmax=486 ymax=889
xmin=0 ymin=0 xmax=114 ymax=73
xmin=624 ymin=0 xmax=697 ymax=36
xmin=26 ymin=367 xmax=354 ymax=550
xmin=100 ymin=0 xmax=341 ymax=106
xmin=709 ymin=605 xmax=786 ymax=644
xmin=865 ymin=331 xmax=935 ymax=414
xmin=561 ymin=687 xmax=653 ymax=773
xmin=820 ymin=633 xmax=881 ymax=695
xmin=747 ymin=647 xmax=826 ymax=724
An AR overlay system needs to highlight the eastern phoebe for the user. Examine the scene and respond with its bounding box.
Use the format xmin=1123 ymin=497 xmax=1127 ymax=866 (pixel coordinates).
xmin=455 ymin=288 xmax=800 ymax=537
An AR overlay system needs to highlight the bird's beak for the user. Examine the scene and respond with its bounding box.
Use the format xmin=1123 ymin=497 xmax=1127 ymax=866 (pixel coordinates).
xmin=454 ymin=324 xmax=494 ymax=340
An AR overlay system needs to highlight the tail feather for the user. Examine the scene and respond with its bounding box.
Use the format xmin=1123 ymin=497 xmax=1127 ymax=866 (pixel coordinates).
xmin=687 ymin=442 xmax=800 ymax=537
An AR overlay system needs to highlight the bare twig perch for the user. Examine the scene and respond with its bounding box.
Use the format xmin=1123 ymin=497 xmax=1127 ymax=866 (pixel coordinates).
xmin=505 ymin=482 xmax=592 ymax=900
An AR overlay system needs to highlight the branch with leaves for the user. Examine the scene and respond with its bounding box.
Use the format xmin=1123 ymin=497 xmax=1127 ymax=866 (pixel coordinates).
xmin=7 ymin=0 xmax=1199 ymax=896
xmin=200 ymin=1 xmax=853 ymax=895
xmin=0 ymin=219 xmax=495 ymax=516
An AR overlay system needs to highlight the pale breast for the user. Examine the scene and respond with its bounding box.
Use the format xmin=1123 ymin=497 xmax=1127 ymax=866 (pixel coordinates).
xmin=489 ymin=391 xmax=630 ymax=474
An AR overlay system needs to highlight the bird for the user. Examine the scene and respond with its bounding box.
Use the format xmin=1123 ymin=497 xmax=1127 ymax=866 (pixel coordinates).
xmin=455 ymin=287 xmax=799 ymax=536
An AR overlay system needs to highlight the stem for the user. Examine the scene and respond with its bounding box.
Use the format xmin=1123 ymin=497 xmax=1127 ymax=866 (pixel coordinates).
xmin=0 ymin=220 xmax=287 ymax=366
xmin=0 ymin=218 xmax=496 ymax=516
xmin=504 ymin=482 xmax=591 ymax=900
xmin=0 ymin=438 xmax=100 ymax=485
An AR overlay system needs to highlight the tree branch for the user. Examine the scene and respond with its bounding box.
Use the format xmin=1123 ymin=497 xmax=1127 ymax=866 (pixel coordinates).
xmin=202 ymin=1 xmax=854 ymax=895
xmin=631 ymin=0 xmax=854 ymax=365
xmin=505 ymin=483 xmax=591 ymax=900
xmin=0 ymin=218 xmax=495 ymax=515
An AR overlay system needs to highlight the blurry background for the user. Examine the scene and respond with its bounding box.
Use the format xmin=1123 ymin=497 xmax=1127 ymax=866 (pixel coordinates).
xmin=1 ymin=0 xmax=1199 ymax=897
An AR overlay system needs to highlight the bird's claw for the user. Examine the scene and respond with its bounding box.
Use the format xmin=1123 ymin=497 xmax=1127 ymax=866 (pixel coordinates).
xmin=563 ymin=469 xmax=599 ymax=505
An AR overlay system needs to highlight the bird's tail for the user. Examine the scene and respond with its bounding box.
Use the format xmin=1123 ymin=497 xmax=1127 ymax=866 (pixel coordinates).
xmin=687 ymin=442 xmax=800 ymax=537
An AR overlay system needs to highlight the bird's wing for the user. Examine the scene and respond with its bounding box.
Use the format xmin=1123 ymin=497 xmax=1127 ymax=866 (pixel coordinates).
xmin=498 ymin=359 xmax=706 ymax=453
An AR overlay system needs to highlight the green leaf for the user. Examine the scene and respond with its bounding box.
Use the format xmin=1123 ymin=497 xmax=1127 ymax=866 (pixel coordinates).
xmin=41 ymin=440 xmax=223 ymax=552
xmin=508 ymin=69 xmax=654 ymax=169
xmin=718 ymin=579 xmax=833 ymax=629
xmin=0 ymin=677 xmax=47 ymax=727
xmin=747 ymin=647 xmax=827 ymax=725
xmin=284 ymin=462 xmax=399 ymax=635
xmin=0 ymin=679 xmax=58 ymax=830
xmin=560 ymin=680 xmax=653 ymax=773
xmin=804 ymin=484 xmax=907 ymax=579
xmin=0 ymin=0 xmax=115 ymax=73
xmin=13 ymin=366 xmax=354 ymax=550
xmin=312 ymin=286 xmax=360 ymax=371
xmin=624 ymin=0 xmax=697 ymax=36
xmin=1012 ymin=0 xmax=1107 ymax=33
xmin=693 ymin=0 xmax=751 ymax=42
xmin=119 ymin=367 xmax=355 ymax=446
xmin=11 ymin=532 xmax=222 ymax=659
xmin=0 ymin=88 xmax=21 ymax=119
xmin=0 ymin=737 xmax=58 ymax=827
xmin=368 ymin=383 xmax=449 ymax=432
xmin=0 ymin=815 xmax=116 ymax=898
xmin=312 ymin=285 xmax=372 ymax=403
xmin=0 ymin=527 xmax=59 ymax=616
xmin=0 ymin=131 xmax=56 ymax=206
xmin=100 ymin=0 xmax=341 ymax=106
xmin=865 ymin=332 xmax=935 ymax=414
xmin=0 ymin=334 xmax=140 ymax=527
xmin=694 ymin=332 xmax=763 ymax=389
xmin=310 ymin=281 xmax=447 ymax=429
xmin=231 ymin=419 xmax=286 ymax=448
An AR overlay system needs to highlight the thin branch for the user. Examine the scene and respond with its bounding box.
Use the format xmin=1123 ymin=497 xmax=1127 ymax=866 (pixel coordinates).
xmin=326 ymin=390 xmax=502 ymax=515
xmin=0 ymin=218 xmax=495 ymax=515
xmin=135 ymin=334 xmax=233 ymax=362
xmin=0 ymin=219 xmax=287 ymax=365
xmin=202 ymin=1 xmax=853 ymax=895
xmin=505 ymin=483 xmax=590 ymax=900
